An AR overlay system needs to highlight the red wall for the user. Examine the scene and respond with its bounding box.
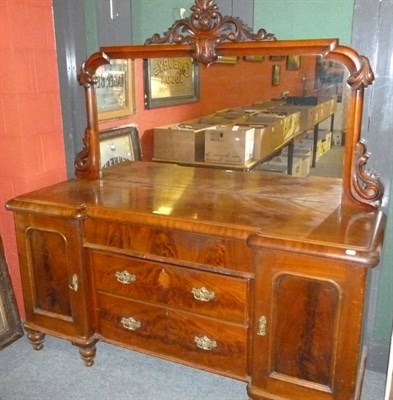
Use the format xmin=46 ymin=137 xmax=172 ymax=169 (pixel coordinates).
xmin=0 ymin=0 xmax=67 ymax=317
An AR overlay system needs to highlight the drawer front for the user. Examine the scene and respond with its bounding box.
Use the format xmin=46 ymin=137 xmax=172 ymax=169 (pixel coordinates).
xmin=167 ymin=310 xmax=247 ymax=378
xmin=92 ymin=251 xmax=163 ymax=304
xmin=97 ymin=293 xmax=168 ymax=351
xmin=84 ymin=219 xmax=254 ymax=274
xmin=91 ymin=250 xmax=248 ymax=323
xmin=97 ymin=292 xmax=247 ymax=378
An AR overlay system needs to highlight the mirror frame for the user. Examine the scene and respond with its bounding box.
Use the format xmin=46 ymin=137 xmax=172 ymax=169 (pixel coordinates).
xmin=75 ymin=0 xmax=383 ymax=209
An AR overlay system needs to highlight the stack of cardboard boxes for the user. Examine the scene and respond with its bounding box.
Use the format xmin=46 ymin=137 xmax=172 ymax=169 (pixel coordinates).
xmin=153 ymin=96 xmax=337 ymax=174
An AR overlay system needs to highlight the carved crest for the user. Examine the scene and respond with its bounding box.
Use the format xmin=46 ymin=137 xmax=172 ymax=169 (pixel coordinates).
xmin=145 ymin=0 xmax=276 ymax=65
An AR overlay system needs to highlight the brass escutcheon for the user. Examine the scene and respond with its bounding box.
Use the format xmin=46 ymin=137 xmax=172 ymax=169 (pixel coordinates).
xmin=68 ymin=274 xmax=79 ymax=292
xmin=257 ymin=316 xmax=267 ymax=336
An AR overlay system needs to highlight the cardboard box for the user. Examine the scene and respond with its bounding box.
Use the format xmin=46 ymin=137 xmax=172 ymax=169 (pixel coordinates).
xmin=247 ymin=114 xmax=285 ymax=146
xmin=314 ymin=98 xmax=337 ymax=125
xmin=251 ymin=124 xmax=277 ymax=159
xmin=154 ymin=123 xmax=215 ymax=162
xmin=322 ymin=130 xmax=332 ymax=153
xmin=332 ymin=130 xmax=343 ymax=146
xmin=249 ymin=111 xmax=300 ymax=141
xmin=272 ymin=105 xmax=316 ymax=132
xmin=214 ymin=109 xmax=247 ymax=120
xmin=286 ymin=96 xmax=336 ymax=125
xmin=296 ymin=135 xmax=325 ymax=162
xmin=235 ymin=119 xmax=283 ymax=160
xmin=320 ymin=97 xmax=337 ymax=116
xmin=281 ymin=145 xmax=312 ymax=160
xmin=205 ymin=126 xmax=255 ymax=165
xmin=277 ymin=151 xmax=311 ymax=177
xmin=253 ymin=163 xmax=288 ymax=175
xmin=196 ymin=115 xmax=234 ymax=125
xmin=295 ymin=153 xmax=311 ymax=177
xmin=265 ymin=155 xmax=303 ymax=177
xmin=247 ymin=100 xmax=288 ymax=111
xmin=302 ymin=130 xmax=332 ymax=155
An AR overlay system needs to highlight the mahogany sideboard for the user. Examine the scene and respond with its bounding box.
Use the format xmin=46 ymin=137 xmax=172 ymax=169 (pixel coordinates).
xmin=5 ymin=1 xmax=387 ymax=399
xmin=6 ymin=162 xmax=385 ymax=399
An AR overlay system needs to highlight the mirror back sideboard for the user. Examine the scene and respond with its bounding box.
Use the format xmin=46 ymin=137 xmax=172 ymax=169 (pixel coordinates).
xmin=5 ymin=2 xmax=386 ymax=399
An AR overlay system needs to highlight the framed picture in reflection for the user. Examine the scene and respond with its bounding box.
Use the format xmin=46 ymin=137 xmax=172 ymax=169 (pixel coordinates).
xmin=99 ymin=125 xmax=142 ymax=169
xmin=96 ymin=59 xmax=135 ymax=121
xmin=272 ymin=64 xmax=281 ymax=86
xmin=286 ymin=55 xmax=302 ymax=70
xmin=144 ymin=57 xmax=199 ymax=109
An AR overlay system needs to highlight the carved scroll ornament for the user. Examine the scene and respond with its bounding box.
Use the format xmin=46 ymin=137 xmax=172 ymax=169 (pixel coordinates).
xmin=352 ymin=140 xmax=384 ymax=207
xmin=75 ymin=53 xmax=110 ymax=178
xmin=347 ymin=55 xmax=375 ymax=90
xmin=145 ymin=0 xmax=276 ymax=65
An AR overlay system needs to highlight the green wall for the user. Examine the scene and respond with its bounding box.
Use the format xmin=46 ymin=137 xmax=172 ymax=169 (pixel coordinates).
xmin=132 ymin=0 xmax=184 ymax=45
xmin=132 ymin=0 xmax=355 ymax=46
xmin=84 ymin=0 xmax=98 ymax=54
xmin=254 ymin=0 xmax=354 ymax=44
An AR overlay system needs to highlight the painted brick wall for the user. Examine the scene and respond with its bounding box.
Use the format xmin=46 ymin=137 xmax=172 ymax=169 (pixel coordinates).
xmin=0 ymin=0 xmax=67 ymax=316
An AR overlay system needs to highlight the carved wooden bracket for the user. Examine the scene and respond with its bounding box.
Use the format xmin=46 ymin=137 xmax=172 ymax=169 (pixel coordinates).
xmin=347 ymin=55 xmax=374 ymax=90
xmin=75 ymin=53 xmax=110 ymax=178
xmin=145 ymin=0 xmax=276 ymax=65
xmin=352 ymin=140 xmax=384 ymax=207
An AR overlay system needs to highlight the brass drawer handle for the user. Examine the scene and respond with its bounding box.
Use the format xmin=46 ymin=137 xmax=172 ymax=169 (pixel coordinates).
xmin=194 ymin=335 xmax=217 ymax=351
xmin=191 ymin=286 xmax=216 ymax=302
xmin=115 ymin=270 xmax=136 ymax=284
xmin=120 ymin=316 xmax=142 ymax=331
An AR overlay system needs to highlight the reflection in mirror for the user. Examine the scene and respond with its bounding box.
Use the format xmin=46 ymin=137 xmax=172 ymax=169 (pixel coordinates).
xmin=97 ymin=53 xmax=348 ymax=180
xmin=144 ymin=57 xmax=200 ymax=109
xmin=96 ymin=60 xmax=135 ymax=121
xmin=99 ymin=125 xmax=142 ymax=170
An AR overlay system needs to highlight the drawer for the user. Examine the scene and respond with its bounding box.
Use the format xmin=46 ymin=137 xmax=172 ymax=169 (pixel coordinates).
xmin=164 ymin=264 xmax=248 ymax=324
xmin=91 ymin=250 xmax=248 ymax=324
xmin=97 ymin=292 xmax=168 ymax=351
xmin=97 ymin=292 xmax=247 ymax=378
xmin=92 ymin=251 xmax=164 ymax=304
xmin=167 ymin=310 xmax=248 ymax=378
xmin=84 ymin=219 xmax=255 ymax=274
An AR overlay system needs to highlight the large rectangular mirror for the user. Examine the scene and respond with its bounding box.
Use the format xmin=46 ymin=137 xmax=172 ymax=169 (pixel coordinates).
xmin=75 ymin=1 xmax=382 ymax=209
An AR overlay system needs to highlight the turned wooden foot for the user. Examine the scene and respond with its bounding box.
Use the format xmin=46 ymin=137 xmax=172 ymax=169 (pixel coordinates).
xmin=74 ymin=340 xmax=98 ymax=367
xmin=24 ymin=327 xmax=45 ymax=351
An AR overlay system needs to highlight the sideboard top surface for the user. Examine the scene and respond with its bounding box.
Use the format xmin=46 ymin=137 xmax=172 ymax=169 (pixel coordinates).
xmin=7 ymin=162 xmax=384 ymax=262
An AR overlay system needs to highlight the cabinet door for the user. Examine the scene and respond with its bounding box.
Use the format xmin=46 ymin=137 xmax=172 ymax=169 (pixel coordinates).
xmin=14 ymin=213 xmax=92 ymax=340
xmin=249 ymin=250 xmax=367 ymax=400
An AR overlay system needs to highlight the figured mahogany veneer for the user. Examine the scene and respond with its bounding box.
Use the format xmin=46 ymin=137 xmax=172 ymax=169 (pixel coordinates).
xmin=91 ymin=251 xmax=248 ymax=324
xmin=6 ymin=162 xmax=385 ymax=399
